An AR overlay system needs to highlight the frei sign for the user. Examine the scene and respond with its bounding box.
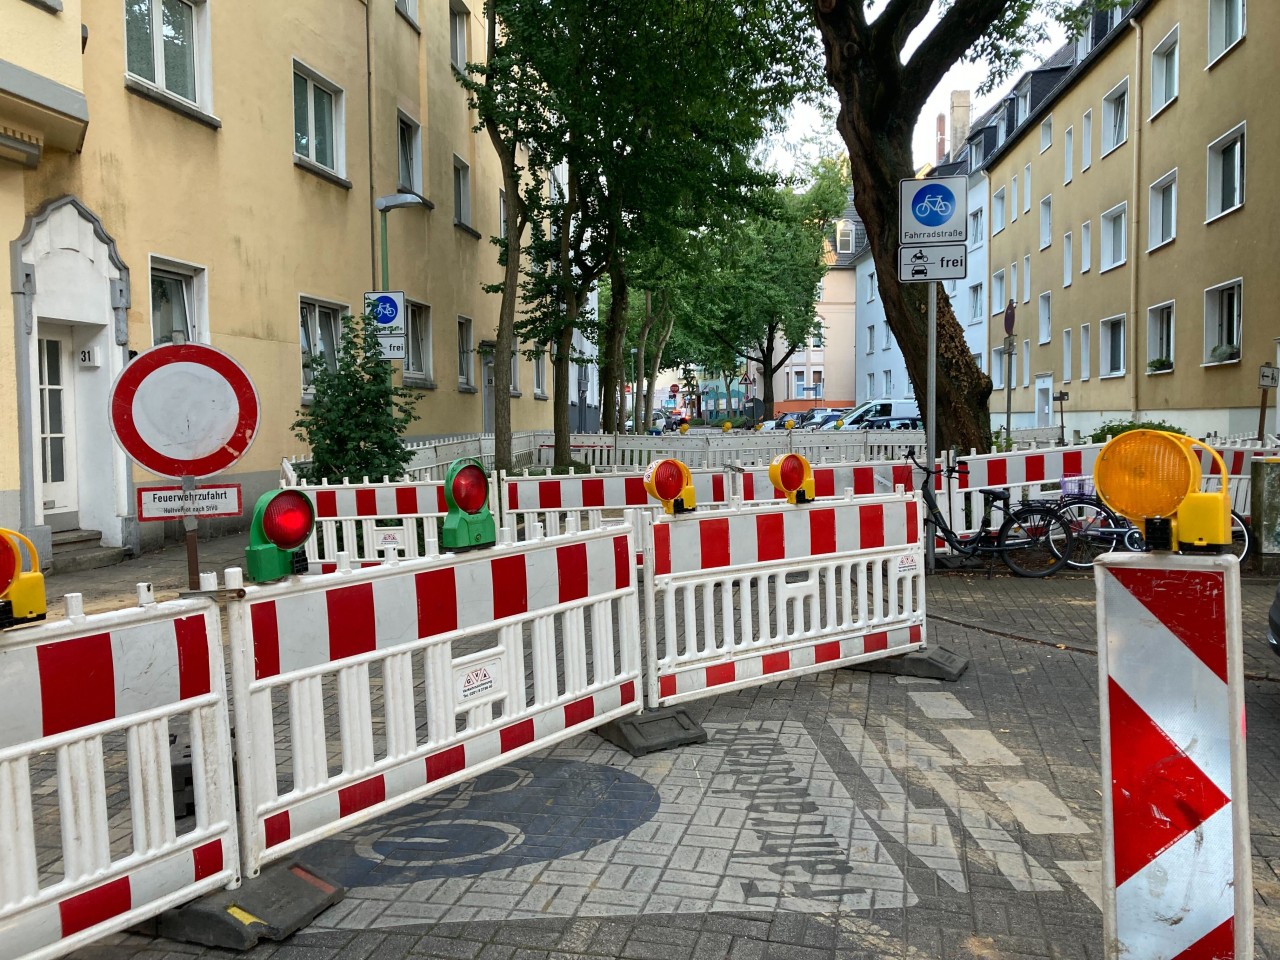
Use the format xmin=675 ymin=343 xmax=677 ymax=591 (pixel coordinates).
xmin=365 ymin=291 xmax=407 ymax=361
xmin=897 ymin=176 xmax=969 ymax=283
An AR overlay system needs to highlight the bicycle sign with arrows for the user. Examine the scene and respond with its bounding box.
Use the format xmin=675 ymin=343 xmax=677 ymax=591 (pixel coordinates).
xmin=898 ymin=175 xmax=967 ymax=245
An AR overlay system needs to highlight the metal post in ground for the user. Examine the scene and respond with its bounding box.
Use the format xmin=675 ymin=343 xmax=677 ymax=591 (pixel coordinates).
xmin=925 ymin=281 xmax=937 ymax=573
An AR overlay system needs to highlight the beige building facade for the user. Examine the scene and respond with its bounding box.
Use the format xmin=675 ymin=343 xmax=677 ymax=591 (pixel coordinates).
xmin=3 ymin=0 xmax=553 ymax=561
xmin=985 ymin=0 xmax=1275 ymax=440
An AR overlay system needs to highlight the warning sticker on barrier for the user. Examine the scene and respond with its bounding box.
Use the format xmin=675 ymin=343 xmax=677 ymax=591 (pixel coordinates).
xmin=458 ymin=661 xmax=501 ymax=701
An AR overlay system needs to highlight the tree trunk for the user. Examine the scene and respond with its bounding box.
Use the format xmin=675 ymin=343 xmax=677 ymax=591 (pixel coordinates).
xmin=634 ymin=290 xmax=657 ymax=435
xmin=645 ymin=296 xmax=675 ymax=431
xmin=552 ymin=319 xmax=575 ymax=467
xmin=599 ymin=259 xmax=629 ymax=434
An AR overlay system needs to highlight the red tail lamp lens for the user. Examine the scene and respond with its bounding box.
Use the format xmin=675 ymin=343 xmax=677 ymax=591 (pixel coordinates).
xmin=778 ymin=454 xmax=806 ymax=492
xmin=0 ymin=536 xmax=17 ymax=596
xmin=652 ymin=460 xmax=685 ymax=502
xmin=452 ymin=465 xmax=489 ymax=514
xmin=262 ymin=490 xmax=315 ymax=550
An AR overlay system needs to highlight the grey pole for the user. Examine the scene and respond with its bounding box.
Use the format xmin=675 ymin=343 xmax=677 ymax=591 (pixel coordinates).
xmin=1005 ymin=334 xmax=1015 ymax=442
xmin=925 ymin=281 xmax=937 ymax=573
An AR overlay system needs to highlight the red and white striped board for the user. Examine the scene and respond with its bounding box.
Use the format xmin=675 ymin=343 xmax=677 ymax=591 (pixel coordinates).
xmin=504 ymin=468 xmax=729 ymax=512
xmin=643 ymin=492 xmax=925 ymax=708
xmin=956 ymin=445 xmax=1100 ymax=489
xmin=0 ymin=599 xmax=238 ymax=960
xmin=1096 ymin=553 xmax=1251 ymax=960
xmin=226 ymin=524 xmax=642 ymax=876
xmin=734 ymin=462 xmax=916 ymax=503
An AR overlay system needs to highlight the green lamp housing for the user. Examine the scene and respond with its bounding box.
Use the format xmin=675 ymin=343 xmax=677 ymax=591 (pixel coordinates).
xmin=442 ymin=458 xmax=496 ymax=550
xmin=245 ymin=489 xmax=314 ymax=582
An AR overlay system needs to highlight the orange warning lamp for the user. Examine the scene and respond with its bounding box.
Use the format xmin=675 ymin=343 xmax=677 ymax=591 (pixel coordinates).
xmin=644 ymin=458 xmax=696 ymax=515
xmin=768 ymin=453 xmax=816 ymax=505
xmin=1093 ymin=430 xmax=1230 ymax=553
xmin=0 ymin=528 xmax=46 ymax=629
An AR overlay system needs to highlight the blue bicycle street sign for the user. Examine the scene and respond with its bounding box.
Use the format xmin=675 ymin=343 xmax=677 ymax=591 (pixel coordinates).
xmin=898 ymin=175 xmax=968 ymax=246
xmin=363 ymin=290 xmax=407 ymax=361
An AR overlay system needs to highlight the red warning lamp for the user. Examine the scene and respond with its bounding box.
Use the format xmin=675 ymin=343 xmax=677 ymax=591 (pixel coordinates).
xmin=442 ymin=458 xmax=496 ymax=549
xmin=644 ymin=458 xmax=696 ymax=515
xmin=451 ymin=464 xmax=489 ymax=514
xmin=246 ymin=489 xmax=315 ymax=582
xmin=768 ymin=453 xmax=816 ymax=505
xmin=261 ymin=490 xmax=315 ymax=550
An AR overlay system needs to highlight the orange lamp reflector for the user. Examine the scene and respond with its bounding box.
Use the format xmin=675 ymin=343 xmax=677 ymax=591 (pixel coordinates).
xmin=1094 ymin=430 xmax=1199 ymax=521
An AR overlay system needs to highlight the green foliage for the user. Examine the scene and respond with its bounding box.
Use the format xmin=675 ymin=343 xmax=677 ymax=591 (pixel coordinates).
xmin=1089 ymin=418 xmax=1189 ymax=444
xmin=293 ymin=314 xmax=419 ymax=483
xmin=991 ymin=427 xmax=1015 ymax=453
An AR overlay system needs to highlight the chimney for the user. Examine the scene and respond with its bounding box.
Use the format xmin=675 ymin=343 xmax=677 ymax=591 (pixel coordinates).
xmin=935 ymin=113 xmax=946 ymax=165
xmin=950 ymin=90 xmax=972 ymax=149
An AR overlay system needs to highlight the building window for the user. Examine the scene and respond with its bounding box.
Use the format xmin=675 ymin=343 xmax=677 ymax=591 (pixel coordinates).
xmin=1064 ymin=126 xmax=1074 ymax=183
xmin=1024 ymin=256 xmax=1032 ymax=301
xmin=1038 ymin=292 xmax=1052 ymax=344
xmin=453 ymin=155 xmax=472 ymax=226
xmin=498 ymin=189 xmax=507 ymax=239
xmin=300 ymin=298 xmax=343 ymax=390
xmin=968 ymin=282 xmax=984 ymax=323
xmin=865 ymin=372 xmax=875 ymax=401
xmin=865 ymin=324 xmax=874 ymax=355
xmin=149 ymin=262 xmax=209 ymax=346
xmin=406 ymin=302 xmax=432 ymax=380
xmin=1062 ymin=328 xmax=1073 ymax=382
xmin=1080 ymin=323 xmax=1091 ymax=380
xmin=1039 ymin=196 xmax=1053 ymax=250
xmin=882 ymin=323 xmax=892 ymax=350
xmin=398 ymin=115 xmax=421 ymax=193
xmin=1022 ymin=340 xmax=1030 ymax=388
xmin=1040 ymin=117 xmax=1052 ymax=153
xmin=992 ymin=346 xmax=1006 ymax=389
xmin=1151 ymin=26 xmax=1179 ymax=115
xmin=883 ymin=370 xmax=892 ymax=397
xmin=1102 ymin=79 xmax=1129 ymax=156
xmin=1203 ymin=279 xmax=1242 ymax=364
xmin=1101 ymin=315 xmax=1125 ymax=377
xmin=992 ymin=269 xmax=1006 ymax=312
xmin=1100 ymin=203 xmax=1127 ymax=272
xmin=1023 ymin=164 xmax=1031 ymax=213
xmin=293 ymin=64 xmax=343 ymax=173
xmin=1207 ymin=124 xmax=1245 ymax=221
xmin=395 ymin=0 xmax=418 ymax=22
xmin=793 ymin=370 xmax=806 ymax=398
xmin=1016 ymin=89 xmax=1030 ymax=124
xmin=836 ymin=220 xmax=853 ymax=253
xmin=1147 ymin=302 xmax=1174 ymax=372
xmin=969 ymin=208 xmax=984 ymax=248
xmin=457 ymin=317 xmax=474 ymax=386
xmin=1208 ymin=0 xmax=1244 ymax=64
xmin=812 ymin=370 xmax=824 ymax=397
xmin=1081 ymin=220 xmax=1092 ymax=273
xmin=1063 ymin=232 xmax=1073 ymax=287
xmin=1082 ymin=109 xmax=1093 ymax=170
xmin=812 ymin=326 xmax=825 ymax=349
xmin=1010 ymin=260 xmax=1018 ymax=304
xmin=449 ymin=4 xmax=469 ymax=71
xmin=993 ymin=188 xmax=1006 ymax=233
xmin=1011 ymin=176 xmax=1018 ymax=222
xmin=125 ymin=0 xmax=208 ymax=107
xmin=1148 ymin=170 xmax=1177 ymax=250
xmin=970 ymin=352 xmax=983 ymax=376
xmin=866 ymin=271 xmax=876 ymax=301
xmin=510 ymin=349 xmax=520 ymax=394
xmin=533 ymin=349 xmax=547 ymax=396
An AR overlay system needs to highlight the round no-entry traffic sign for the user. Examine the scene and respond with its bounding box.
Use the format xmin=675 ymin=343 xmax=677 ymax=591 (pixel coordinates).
xmin=109 ymin=343 xmax=260 ymax=479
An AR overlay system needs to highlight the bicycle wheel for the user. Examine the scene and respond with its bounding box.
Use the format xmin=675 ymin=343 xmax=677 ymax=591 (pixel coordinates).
xmin=1229 ymin=511 xmax=1250 ymax=560
xmin=1057 ymin=498 xmax=1121 ymax=569
xmin=998 ymin=506 xmax=1073 ymax=577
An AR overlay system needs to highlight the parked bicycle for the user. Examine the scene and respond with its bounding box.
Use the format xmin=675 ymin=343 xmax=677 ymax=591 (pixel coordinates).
xmin=907 ymin=450 xmax=1073 ymax=577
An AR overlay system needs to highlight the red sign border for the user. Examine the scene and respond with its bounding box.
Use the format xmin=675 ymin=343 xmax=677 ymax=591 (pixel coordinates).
xmin=110 ymin=344 xmax=259 ymax=479
xmin=136 ymin=484 xmax=244 ymax=522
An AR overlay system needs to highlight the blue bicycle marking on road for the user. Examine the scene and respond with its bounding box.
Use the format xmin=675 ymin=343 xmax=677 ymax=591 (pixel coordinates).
xmin=911 ymin=184 xmax=956 ymax=227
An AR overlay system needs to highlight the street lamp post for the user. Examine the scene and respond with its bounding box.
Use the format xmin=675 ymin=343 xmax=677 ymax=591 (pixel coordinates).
xmin=374 ymin=193 xmax=429 ymax=290
xmin=630 ymin=347 xmax=639 ymax=434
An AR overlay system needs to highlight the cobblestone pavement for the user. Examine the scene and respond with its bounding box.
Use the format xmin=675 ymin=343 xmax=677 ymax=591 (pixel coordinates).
xmin=45 ymin=541 xmax=1280 ymax=960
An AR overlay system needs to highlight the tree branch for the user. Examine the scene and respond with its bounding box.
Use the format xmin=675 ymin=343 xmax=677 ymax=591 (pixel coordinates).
xmin=900 ymin=0 xmax=1009 ymax=118
xmin=873 ymin=0 xmax=933 ymax=54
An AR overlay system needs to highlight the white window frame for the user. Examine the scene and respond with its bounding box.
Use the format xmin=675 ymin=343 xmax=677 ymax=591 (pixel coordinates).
xmin=1040 ymin=117 xmax=1052 ymax=153
xmin=397 ymin=112 xmax=422 ymax=193
xmin=1101 ymin=78 xmax=1129 ymax=157
xmin=969 ymin=208 xmax=984 ymax=249
xmin=300 ymin=295 xmax=347 ymax=394
xmin=968 ymin=282 xmax=984 ymax=324
xmin=1023 ymin=164 xmax=1032 ymax=213
xmin=1062 ymin=328 xmax=1073 ymax=382
xmin=405 ymin=301 xmax=433 ymax=382
xmin=293 ymin=61 xmax=345 ymax=175
xmin=1039 ymin=196 xmax=1053 ymax=250
xmin=882 ymin=322 xmax=891 ymax=351
xmin=394 ymin=0 xmax=418 ymax=24
xmin=1038 ymin=292 xmax=1052 ymax=344
xmin=453 ymin=155 xmax=472 ymax=227
xmin=991 ymin=269 xmax=1006 ymax=313
xmin=1081 ymin=323 xmax=1091 ymax=380
xmin=1082 ymin=109 xmax=1093 ymax=170
xmin=498 ymin=189 xmax=507 ymax=239
xmin=457 ymin=316 xmax=475 ymax=386
xmin=1016 ymin=89 xmax=1030 ymax=124
xmin=1203 ymin=278 xmax=1242 ymax=365
xmin=1064 ymin=126 xmax=1074 ymax=184
xmin=836 ymin=220 xmax=853 ymax=253
xmin=992 ymin=188 xmax=1007 ymax=234
xmin=866 ymin=271 xmax=877 ymax=302
xmin=865 ymin=372 xmax=876 ymax=402
xmin=1148 ymin=169 xmax=1177 ymax=251
xmin=533 ymin=348 xmax=547 ymax=397
xmin=148 ymin=256 xmax=208 ymax=347
xmin=1081 ymin=220 xmax=1092 ymax=273
xmin=1011 ymin=176 xmax=1018 ymax=222
xmin=124 ymin=0 xmax=213 ymax=111
xmin=1147 ymin=301 xmax=1175 ymax=373
xmin=1010 ymin=261 xmax=1018 ymax=304
xmin=1208 ymin=0 xmax=1245 ymax=66
xmin=1022 ymin=340 xmax=1030 ymax=388
xmin=992 ymin=346 xmax=1006 ymax=389
xmin=510 ymin=348 xmax=521 ymax=395
xmin=1022 ymin=255 xmax=1031 ymax=303
xmin=1063 ymin=232 xmax=1073 ymax=287
xmin=1150 ymin=25 xmax=1179 ymax=118
xmin=1100 ymin=202 xmax=1127 ymax=273
xmin=1100 ymin=315 xmax=1126 ymax=378
xmin=1206 ymin=123 xmax=1245 ymax=222
xmin=865 ymin=324 xmax=874 ymax=355
xmin=882 ymin=369 xmax=892 ymax=398
xmin=449 ymin=3 xmax=469 ymax=71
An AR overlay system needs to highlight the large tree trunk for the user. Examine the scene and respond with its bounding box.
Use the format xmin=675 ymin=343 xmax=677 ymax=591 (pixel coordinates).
xmin=552 ymin=319 xmax=575 ymax=467
xmin=599 ymin=258 xmax=629 ymax=434
xmin=645 ymin=298 xmax=676 ymax=430
xmin=634 ymin=290 xmax=657 ymax=435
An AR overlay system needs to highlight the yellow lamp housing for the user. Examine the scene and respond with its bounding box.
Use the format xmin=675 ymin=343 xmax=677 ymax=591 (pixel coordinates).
xmin=644 ymin=458 xmax=697 ymax=515
xmin=0 ymin=528 xmax=47 ymax=630
xmin=1093 ymin=430 xmax=1231 ymax=553
xmin=722 ymin=420 xmax=732 ymax=433
xmin=768 ymin=453 xmax=816 ymax=505
xmin=679 ymin=422 xmax=690 ymax=435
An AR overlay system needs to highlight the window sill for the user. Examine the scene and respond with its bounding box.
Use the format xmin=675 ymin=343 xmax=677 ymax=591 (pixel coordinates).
xmin=1146 ymin=367 xmax=1174 ymax=376
xmin=1147 ymin=237 xmax=1175 ymax=254
xmin=124 ymin=76 xmax=221 ymax=129
xmin=1064 ymin=280 xmax=1072 ymax=288
xmin=395 ymin=4 xmax=421 ymax=31
xmin=1100 ymin=371 xmax=1126 ymax=380
xmin=534 ymin=392 xmax=549 ymax=401
xmin=510 ymin=389 xmax=522 ymax=398
xmin=1099 ymin=259 xmax=1126 ymax=275
xmin=458 ymin=383 xmax=478 ymax=394
xmin=454 ymin=221 xmax=482 ymax=240
xmin=1207 ymin=36 xmax=1245 ymax=70
xmin=1100 ymin=138 xmax=1127 ymax=160
xmin=1064 ymin=176 xmax=1073 ymax=186
xmin=21 ymin=0 xmax=61 ymax=12
xmin=1205 ymin=203 xmax=1243 ymax=226
xmin=294 ymin=155 xmax=352 ymax=189
xmin=404 ymin=375 xmax=436 ymax=390
xmin=1039 ymin=241 xmax=1051 ymax=251
xmin=1149 ymin=96 xmax=1177 ymax=122
xmin=1202 ymin=358 xmax=1240 ymax=368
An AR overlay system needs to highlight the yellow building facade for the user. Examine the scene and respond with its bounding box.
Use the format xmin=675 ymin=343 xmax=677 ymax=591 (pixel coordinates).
xmin=985 ymin=0 xmax=1276 ymax=440
xmin=3 ymin=0 xmax=551 ymax=561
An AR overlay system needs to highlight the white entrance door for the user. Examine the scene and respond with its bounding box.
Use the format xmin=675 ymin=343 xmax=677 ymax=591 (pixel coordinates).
xmin=38 ymin=331 xmax=78 ymax=525
xmin=1034 ymin=375 xmax=1053 ymax=428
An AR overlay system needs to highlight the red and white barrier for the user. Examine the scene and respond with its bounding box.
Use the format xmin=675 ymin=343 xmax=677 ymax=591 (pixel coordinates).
xmin=642 ymin=491 xmax=925 ymax=707
xmin=224 ymin=521 xmax=643 ymax=876
xmin=1096 ymin=553 xmax=1251 ymax=960
xmin=0 ymin=595 xmax=238 ymax=960
xmin=733 ymin=462 xmax=916 ymax=503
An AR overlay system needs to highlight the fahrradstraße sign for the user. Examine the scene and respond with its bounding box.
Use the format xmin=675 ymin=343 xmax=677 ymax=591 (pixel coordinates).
xmin=899 ymin=176 xmax=968 ymax=246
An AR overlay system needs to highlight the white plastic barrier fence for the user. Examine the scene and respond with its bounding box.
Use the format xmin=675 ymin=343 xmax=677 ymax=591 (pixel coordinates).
xmin=733 ymin=461 xmax=916 ymax=503
xmin=641 ymin=490 xmax=925 ymax=708
xmin=1199 ymin=445 xmax=1280 ymax=516
xmin=225 ymin=520 xmax=643 ymax=877
xmin=0 ymin=593 xmax=238 ymax=960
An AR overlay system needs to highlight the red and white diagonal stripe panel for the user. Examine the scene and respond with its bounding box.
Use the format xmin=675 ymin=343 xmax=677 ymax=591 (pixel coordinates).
xmin=1096 ymin=553 xmax=1251 ymax=960
xmin=737 ymin=463 xmax=916 ymax=502
xmin=956 ymin=446 xmax=1100 ymax=489
xmin=504 ymin=470 xmax=728 ymax=512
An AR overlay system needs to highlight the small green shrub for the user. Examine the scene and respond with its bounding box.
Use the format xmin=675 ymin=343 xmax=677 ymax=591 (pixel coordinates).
xmin=1089 ymin=418 xmax=1188 ymax=444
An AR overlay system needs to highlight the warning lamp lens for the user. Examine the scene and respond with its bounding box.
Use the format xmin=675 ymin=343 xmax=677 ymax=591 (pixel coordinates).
xmin=1094 ymin=431 xmax=1196 ymax=521
xmin=777 ymin=454 xmax=806 ymax=492
xmin=651 ymin=460 xmax=685 ymax=502
xmin=452 ymin=465 xmax=489 ymax=514
xmin=261 ymin=490 xmax=315 ymax=550
xmin=0 ymin=536 xmax=17 ymax=596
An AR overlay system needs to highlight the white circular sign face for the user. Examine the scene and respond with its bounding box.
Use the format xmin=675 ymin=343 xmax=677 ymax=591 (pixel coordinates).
xmin=130 ymin=361 xmax=241 ymax=462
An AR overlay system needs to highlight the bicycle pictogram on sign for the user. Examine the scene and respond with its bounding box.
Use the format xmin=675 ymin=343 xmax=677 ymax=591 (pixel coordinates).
xmin=911 ymin=184 xmax=956 ymax=227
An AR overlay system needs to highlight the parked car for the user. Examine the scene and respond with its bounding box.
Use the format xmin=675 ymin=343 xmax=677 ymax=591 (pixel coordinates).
xmin=1268 ymin=580 xmax=1280 ymax=658
xmin=808 ymin=411 xmax=853 ymax=430
xmin=856 ymin=416 xmax=924 ymax=431
xmin=840 ymin=399 xmax=921 ymax=428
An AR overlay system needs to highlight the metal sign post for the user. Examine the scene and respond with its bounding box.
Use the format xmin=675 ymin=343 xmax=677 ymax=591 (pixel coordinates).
xmin=1259 ymin=364 xmax=1278 ymax=442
